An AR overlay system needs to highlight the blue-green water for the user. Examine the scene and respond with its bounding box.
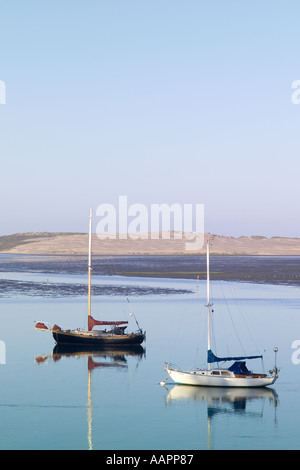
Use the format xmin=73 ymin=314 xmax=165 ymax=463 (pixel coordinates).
xmin=0 ymin=257 xmax=300 ymax=450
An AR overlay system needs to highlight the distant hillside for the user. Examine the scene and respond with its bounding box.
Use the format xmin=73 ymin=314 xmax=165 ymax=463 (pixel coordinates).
xmin=0 ymin=232 xmax=299 ymax=255
xmin=0 ymin=233 xmax=83 ymax=253
xmin=0 ymin=233 xmax=54 ymax=252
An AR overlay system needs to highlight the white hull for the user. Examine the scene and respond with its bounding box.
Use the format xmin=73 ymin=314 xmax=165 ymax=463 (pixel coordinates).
xmin=167 ymin=366 xmax=277 ymax=388
xmin=162 ymin=241 xmax=279 ymax=390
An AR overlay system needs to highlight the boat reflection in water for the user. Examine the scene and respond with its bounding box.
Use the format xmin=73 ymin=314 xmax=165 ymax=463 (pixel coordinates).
xmin=36 ymin=343 xmax=146 ymax=368
xmin=163 ymin=385 xmax=278 ymax=450
xmin=35 ymin=344 xmax=145 ymax=450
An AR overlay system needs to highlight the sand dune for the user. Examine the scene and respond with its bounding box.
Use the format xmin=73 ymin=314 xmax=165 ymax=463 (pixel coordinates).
xmin=1 ymin=232 xmax=300 ymax=255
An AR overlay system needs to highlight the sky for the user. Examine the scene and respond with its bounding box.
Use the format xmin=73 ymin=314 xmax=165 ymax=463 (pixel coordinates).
xmin=0 ymin=0 xmax=300 ymax=238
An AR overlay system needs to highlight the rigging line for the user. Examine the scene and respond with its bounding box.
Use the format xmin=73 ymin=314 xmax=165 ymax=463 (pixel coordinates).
xmin=208 ymin=277 xmax=216 ymax=355
xmin=230 ymin=285 xmax=261 ymax=355
xmin=261 ymin=356 xmax=266 ymax=374
xmin=217 ymin=284 xmax=229 ymax=357
xmin=219 ymin=281 xmax=246 ymax=357
xmin=196 ymin=305 xmax=207 ymax=367
xmin=172 ymin=305 xmax=189 ymax=354
xmin=106 ymin=254 xmax=119 ymax=277
xmin=209 ymin=297 xmax=218 ymax=359
xmin=210 ymin=312 xmax=218 ymax=359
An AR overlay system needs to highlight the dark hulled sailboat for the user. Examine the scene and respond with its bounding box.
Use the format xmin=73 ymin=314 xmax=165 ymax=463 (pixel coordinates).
xmin=35 ymin=209 xmax=145 ymax=347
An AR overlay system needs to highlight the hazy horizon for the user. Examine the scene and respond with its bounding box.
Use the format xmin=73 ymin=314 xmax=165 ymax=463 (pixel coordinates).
xmin=0 ymin=229 xmax=298 ymax=240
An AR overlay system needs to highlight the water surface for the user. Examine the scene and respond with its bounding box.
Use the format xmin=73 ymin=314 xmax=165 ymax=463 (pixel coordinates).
xmin=0 ymin=255 xmax=299 ymax=449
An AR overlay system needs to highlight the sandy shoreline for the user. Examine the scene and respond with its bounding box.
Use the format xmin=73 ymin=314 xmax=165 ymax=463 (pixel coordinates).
xmin=0 ymin=232 xmax=300 ymax=256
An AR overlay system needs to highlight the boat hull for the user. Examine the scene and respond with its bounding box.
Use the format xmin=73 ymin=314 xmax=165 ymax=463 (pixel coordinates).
xmin=53 ymin=330 xmax=145 ymax=347
xmin=167 ymin=367 xmax=277 ymax=388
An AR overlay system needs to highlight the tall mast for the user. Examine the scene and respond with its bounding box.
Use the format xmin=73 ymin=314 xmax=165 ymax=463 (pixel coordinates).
xmin=207 ymin=240 xmax=211 ymax=370
xmin=88 ymin=208 xmax=92 ymax=318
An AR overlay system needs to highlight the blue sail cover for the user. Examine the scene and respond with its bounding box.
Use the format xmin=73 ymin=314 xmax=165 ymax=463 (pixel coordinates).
xmin=207 ymin=349 xmax=262 ymax=364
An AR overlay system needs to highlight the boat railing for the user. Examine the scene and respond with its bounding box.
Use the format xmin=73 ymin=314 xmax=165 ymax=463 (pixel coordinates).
xmin=165 ymin=362 xmax=181 ymax=371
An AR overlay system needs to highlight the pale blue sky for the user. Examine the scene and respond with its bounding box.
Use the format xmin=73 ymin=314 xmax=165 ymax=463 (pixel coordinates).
xmin=0 ymin=1 xmax=299 ymax=237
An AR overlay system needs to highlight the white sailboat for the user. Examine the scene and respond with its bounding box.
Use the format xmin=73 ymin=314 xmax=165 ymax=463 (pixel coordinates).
xmin=163 ymin=241 xmax=279 ymax=388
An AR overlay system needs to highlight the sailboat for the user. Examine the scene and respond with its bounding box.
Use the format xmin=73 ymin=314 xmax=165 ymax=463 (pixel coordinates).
xmin=35 ymin=209 xmax=145 ymax=347
xmin=163 ymin=241 xmax=279 ymax=388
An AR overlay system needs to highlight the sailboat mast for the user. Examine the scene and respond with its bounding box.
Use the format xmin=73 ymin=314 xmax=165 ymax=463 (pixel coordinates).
xmin=88 ymin=208 xmax=92 ymax=317
xmin=207 ymin=240 xmax=211 ymax=370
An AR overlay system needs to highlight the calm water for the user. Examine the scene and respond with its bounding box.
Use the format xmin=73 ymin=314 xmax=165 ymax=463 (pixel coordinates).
xmin=0 ymin=256 xmax=300 ymax=450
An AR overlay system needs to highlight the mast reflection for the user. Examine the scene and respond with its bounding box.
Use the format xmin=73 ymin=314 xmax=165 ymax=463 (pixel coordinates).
xmin=35 ymin=344 xmax=145 ymax=450
xmin=163 ymin=385 xmax=278 ymax=450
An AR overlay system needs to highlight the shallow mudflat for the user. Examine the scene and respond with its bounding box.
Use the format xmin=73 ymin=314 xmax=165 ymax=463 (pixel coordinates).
xmin=0 ymin=255 xmax=299 ymax=296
